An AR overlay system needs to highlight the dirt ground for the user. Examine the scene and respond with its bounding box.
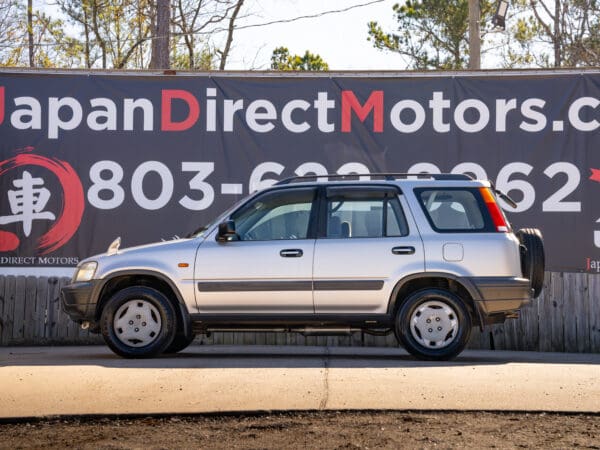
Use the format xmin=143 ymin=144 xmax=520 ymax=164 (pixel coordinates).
xmin=0 ymin=411 xmax=598 ymax=449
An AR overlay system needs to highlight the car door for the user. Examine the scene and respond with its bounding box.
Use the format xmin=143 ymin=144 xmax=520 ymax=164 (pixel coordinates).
xmin=312 ymin=185 xmax=425 ymax=314
xmin=194 ymin=187 xmax=318 ymax=313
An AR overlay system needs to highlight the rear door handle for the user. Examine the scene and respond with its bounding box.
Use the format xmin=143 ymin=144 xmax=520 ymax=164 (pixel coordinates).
xmin=392 ymin=246 xmax=415 ymax=255
xmin=280 ymin=249 xmax=303 ymax=257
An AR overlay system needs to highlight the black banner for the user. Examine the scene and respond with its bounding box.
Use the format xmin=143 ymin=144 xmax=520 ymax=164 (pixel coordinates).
xmin=1 ymin=70 xmax=599 ymax=272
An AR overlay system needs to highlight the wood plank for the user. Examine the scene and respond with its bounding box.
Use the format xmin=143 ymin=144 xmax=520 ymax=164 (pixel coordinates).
xmin=50 ymin=277 xmax=67 ymax=341
xmin=562 ymin=272 xmax=578 ymax=353
xmin=483 ymin=329 xmax=494 ymax=350
xmin=479 ymin=326 xmax=493 ymax=350
xmin=285 ymin=331 xmax=296 ymax=346
xmin=575 ymin=273 xmax=590 ymax=352
xmin=521 ymin=276 xmax=540 ymax=351
xmin=383 ymin=331 xmax=395 ymax=348
xmin=467 ymin=327 xmax=482 ymax=350
xmin=313 ymin=336 xmax=325 ymax=347
xmin=254 ymin=332 xmax=266 ymax=345
xmin=199 ymin=331 xmax=213 ymax=345
xmin=232 ymin=331 xmax=243 ymax=345
xmin=588 ymin=274 xmax=600 ymax=352
xmin=303 ymin=335 xmax=317 ymax=346
xmin=276 ymin=332 xmax=288 ymax=346
xmin=491 ymin=323 xmax=505 ymax=350
xmin=221 ymin=331 xmax=233 ymax=345
xmin=45 ymin=277 xmax=61 ymax=340
xmin=212 ymin=331 xmax=223 ymax=345
xmin=295 ymin=333 xmax=307 ymax=347
xmin=506 ymin=319 xmax=516 ymax=351
xmin=363 ymin=334 xmax=378 ymax=348
xmin=549 ymin=272 xmax=565 ymax=352
xmin=516 ymin=310 xmax=528 ymax=351
xmin=34 ymin=277 xmax=48 ymax=342
xmin=240 ymin=330 xmax=254 ymax=346
xmin=350 ymin=328 xmax=363 ymax=347
xmin=54 ymin=276 xmax=67 ymax=341
xmin=11 ymin=277 xmax=27 ymax=343
xmin=512 ymin=314 xmax=523 ymax=351
xmin=501 ymin=318 xmax=515 ymax=351
xmin=59 ymin=277 xmax=80 ymax=341
xmin=265 ymin=330 xmax=276 ymax=346
xmin=22 ymin=276 xmax=38 ymax=343
xmin=537 ymin=271 xmax=553 ymax=352
xmin=0 ymin=276 xmax=6 ymax=345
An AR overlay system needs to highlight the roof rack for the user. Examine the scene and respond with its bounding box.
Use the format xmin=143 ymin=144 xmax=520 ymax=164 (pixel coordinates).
xmin=275 ymin=172 xmax=474 ymax=185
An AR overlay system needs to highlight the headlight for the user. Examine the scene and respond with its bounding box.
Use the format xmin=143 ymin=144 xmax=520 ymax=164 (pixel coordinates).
xmin=73 ymin=262 xmax=97 ymax=282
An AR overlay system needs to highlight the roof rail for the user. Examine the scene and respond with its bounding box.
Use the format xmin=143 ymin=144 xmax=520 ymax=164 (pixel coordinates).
xmin=275 ymin=172 xmax=473 ymax=185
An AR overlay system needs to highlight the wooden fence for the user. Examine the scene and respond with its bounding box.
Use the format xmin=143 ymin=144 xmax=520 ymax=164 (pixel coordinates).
xmin=0 ymin=273 xmax=599 ymax=352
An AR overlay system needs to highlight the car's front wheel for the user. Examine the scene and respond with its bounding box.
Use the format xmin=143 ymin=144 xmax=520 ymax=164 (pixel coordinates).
xmin=395 ymin=288 xmax=472 ymax=360
xmin=100 ymin=286 xmax=177 ymax=358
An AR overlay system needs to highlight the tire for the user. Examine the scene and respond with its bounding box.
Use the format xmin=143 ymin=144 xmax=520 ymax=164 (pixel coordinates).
xmin=516 ymin=228 xmax=545 ymax=298
xmin=100 ymin=286 xmax=177 ymax=358
xmin=164 ymin=332 xmax=196 ymax=354
xmin=395 ymin=288 xmax=472 ymax=361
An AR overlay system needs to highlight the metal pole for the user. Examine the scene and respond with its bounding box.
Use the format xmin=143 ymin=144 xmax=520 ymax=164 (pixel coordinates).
xmin=468 ymin=0 xmax=481 ymax=70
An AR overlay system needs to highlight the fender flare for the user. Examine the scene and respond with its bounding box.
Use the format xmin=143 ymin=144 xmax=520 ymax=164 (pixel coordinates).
xmin=94 ymin=269 xmax=192 ymax=338
xmin=387 ymin=272 xmax=485 ymax=328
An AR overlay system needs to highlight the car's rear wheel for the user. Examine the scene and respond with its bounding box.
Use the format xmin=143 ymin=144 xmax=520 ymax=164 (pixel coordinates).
xmin=100 ymin=286 xmax=177 ymax=358
xmin=395 ymin=288 xmax=472 ymax=360
xmin=516 ymin=228 xmax=545 ymax=298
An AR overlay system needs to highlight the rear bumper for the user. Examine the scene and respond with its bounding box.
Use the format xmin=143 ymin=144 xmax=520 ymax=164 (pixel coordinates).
xmin=469 ymin=276 xmax=532 ymax=316
xmin=60 ymin=281 xmax=100 ymax=322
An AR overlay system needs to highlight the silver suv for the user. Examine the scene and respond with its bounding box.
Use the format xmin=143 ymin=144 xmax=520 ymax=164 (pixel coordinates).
xmin=61 ymin=173 xmax=545 ymax=360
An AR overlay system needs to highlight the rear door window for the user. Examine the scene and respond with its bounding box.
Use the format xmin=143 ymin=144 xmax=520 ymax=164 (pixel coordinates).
xmin=417 ymin=188 xmax=492 ymax=232
xmin=323 ymin=187 xmax=409 ymax=238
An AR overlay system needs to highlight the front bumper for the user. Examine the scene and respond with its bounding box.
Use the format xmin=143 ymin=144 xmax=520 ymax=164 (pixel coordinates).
xmin=60 ymin=280 xmax=100 ymax=322
xmin=469 ymin=276 xmax=533 ymax=316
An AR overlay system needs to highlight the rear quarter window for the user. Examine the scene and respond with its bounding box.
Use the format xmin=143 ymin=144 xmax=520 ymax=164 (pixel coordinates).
xmin=416 ymin=188 xmax=494 ymax=233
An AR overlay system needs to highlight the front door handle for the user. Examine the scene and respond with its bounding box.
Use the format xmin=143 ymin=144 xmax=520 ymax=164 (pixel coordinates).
xmin=280 ymin=249 xmax=303 ymax=257
xmin=392 ymin=246 xmax=415 ymax=255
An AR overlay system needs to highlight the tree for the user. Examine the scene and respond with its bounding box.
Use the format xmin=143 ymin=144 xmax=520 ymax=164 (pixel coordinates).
xmin=57 ymin=0 xmax=155 ymax=69
xmin=27 ymin=0 xmax=33 ymax=67
xmin=149 ymin=0 xmax=169 ymax=69
xmin=507 ymin=0 xmax=600 ymax=67
xmin=171 ymin=0 xmax=245 ymax=70
xmin=0 ymin=1 xmax=21 ymax=63
xmin=0 ymin=3 xmax=82 ymax=68
xmin=1 ymin=0 xmax=246 ymax=70
xmin=270 ymin=47 xmax=329 ymax=71
xmin=367 ymin=0 xmax=494 ymax=70
xmin=217 ymin=0 xmax=244 ymax=70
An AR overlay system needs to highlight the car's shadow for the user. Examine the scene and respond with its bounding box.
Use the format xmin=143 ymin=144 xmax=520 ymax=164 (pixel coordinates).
xmin=2 ymin=345 xmax=599 ymax=369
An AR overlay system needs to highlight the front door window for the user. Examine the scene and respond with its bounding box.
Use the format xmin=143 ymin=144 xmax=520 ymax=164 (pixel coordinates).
xmin=231 ymin=188 xmax=316 ymax=241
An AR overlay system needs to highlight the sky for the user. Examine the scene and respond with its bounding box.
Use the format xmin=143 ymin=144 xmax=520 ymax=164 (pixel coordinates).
xmin=217 ymin=0 xmax=402 ymax=70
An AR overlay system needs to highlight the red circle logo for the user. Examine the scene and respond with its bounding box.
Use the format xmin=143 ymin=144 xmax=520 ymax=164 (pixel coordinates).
xmin=0 ymin=152 xmax=84 ymax=254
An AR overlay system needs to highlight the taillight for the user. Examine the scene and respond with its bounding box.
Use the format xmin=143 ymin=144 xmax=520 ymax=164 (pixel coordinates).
xmin=480 ymin=187 xmax=509 ymax=232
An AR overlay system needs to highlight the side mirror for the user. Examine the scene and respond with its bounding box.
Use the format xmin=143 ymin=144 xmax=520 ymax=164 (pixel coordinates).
xmin=217 ymin=220 xmax=239 ymax=242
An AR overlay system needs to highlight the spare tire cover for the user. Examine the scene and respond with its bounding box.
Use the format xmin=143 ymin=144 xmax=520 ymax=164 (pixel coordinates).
xmin=516 ymin=228 xmax=545 ymax=298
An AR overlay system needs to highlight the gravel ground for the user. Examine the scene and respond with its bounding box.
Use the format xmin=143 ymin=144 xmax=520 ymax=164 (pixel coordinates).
xmin=1 ymin=411 xmax=599 ymax=449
